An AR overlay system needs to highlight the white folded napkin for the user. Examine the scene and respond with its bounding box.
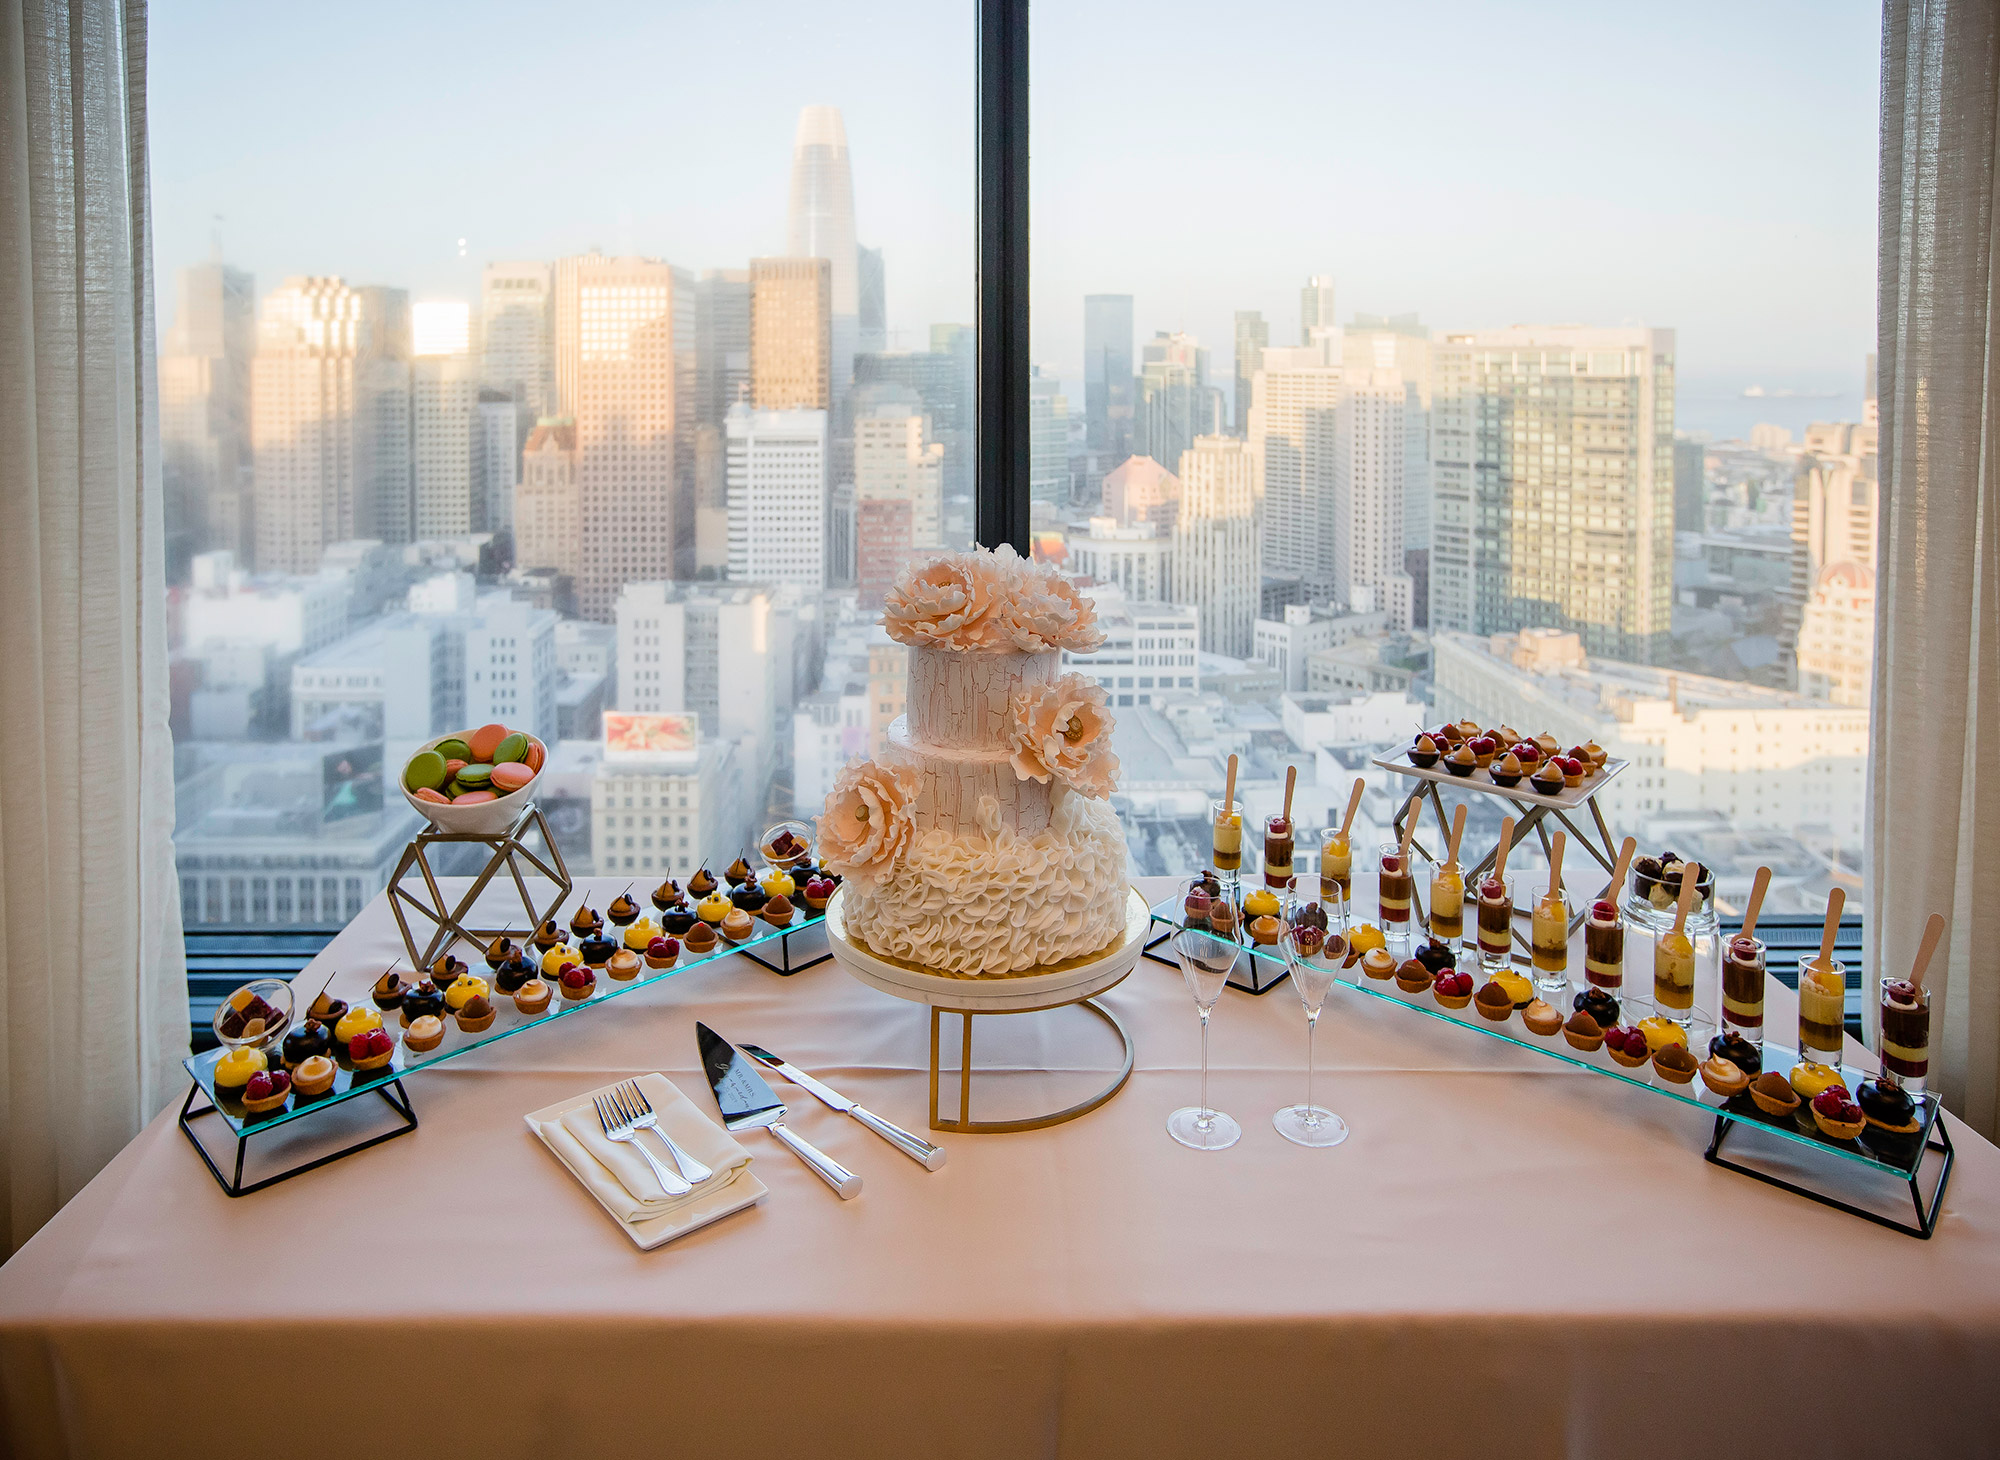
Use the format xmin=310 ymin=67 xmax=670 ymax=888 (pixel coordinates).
xmin=543 ymin=1073 xmax=752 ymax=1224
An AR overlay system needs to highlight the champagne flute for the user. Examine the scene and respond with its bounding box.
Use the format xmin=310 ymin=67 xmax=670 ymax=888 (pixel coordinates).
xmin=1275 ymin=924 xmax=1350 ymax=1147
xmin=1168 ymin=927 xmax=1242 ymax=1151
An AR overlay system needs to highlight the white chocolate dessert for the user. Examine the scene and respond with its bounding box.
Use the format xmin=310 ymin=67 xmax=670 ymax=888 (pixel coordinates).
xmin=821 ymin=548 xmax=1129 ymax=976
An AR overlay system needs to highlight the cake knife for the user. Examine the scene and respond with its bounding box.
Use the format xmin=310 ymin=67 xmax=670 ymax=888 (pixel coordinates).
xmin=738 ymin=1043 xmax=948 ymax=1171
xmin=696 ymin=1022 xmax=862 ymax=1199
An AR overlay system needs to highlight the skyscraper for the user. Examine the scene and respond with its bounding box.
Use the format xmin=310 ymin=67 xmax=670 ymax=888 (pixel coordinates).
xmin=1083 ymin=295 xmax=1134 ymax=459
xmin=695 ymin=269 xmax=752 ymax=575
xmin=513 ymin=418 xmax=579 ymax=585
xmin=480 ymin=261 xmax=555 ymax=419
xmin=1344 ymin=314 xmax=1433 ymax=560
xmin=857 ymin=244 xmax=886 ymax=354
xmin=725 ymin=403 xmax=828 ymax=590
xmin=1101 ymin=455 xmax=1180 ymax=531
xmin=1173 ymin=435 xmax=1261 ymax=657
xmin=1300 ymin=275 xmax=1337 ymax=346
xmin=1137 ymin=332 xmax=1222 ymax=481
xmin=750 ymin=257 xmax=832 ymax=412
xmin=787 ymin=105 xmax=859 ymax=410
xmin=1334 ymin=368 xmax=1415 ymax=628
xmin=1429 ymin=326 xmax=1675 ymax=660
xmin=555 ymin=254 xmax=687 ymax=621
xmin=159 ymin=259 xmax=254 ymax=572
xmin=251 ymin=277 xmax=411 ymax=574
xmin=1247 ymin=345 xmax=1339 ymax=589
xmin=1029 ymin=366 xmax=1070 ymax=504
xmin=1232 ymin=310 xmax=1268 ymax=435
xmin=412 ymin=301 xmax=481 ymax=539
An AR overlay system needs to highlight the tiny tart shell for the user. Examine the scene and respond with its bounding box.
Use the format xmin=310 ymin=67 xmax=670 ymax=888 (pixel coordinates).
xmin=1652 ymin=1045 xmax=1698 ymax=1084
xmin=1750 ymin=1072 xmax=1802 ymax=1117
xmin=1813 ymin=1105 xmax=1865 ymax=1141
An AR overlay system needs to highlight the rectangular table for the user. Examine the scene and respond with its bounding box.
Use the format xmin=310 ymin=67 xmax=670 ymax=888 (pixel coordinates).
xmin=3 ymin=876 xmax=1997 ymax=1458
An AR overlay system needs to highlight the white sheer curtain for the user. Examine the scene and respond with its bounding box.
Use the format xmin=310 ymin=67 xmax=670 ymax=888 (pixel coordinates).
xmin=0 ymin=0 xmax=186 ymax=1252
xmin=1872 ymin=0 xmax=2000 ymax=1141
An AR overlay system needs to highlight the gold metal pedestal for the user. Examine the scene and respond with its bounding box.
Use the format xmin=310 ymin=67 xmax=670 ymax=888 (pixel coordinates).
xmin=387 ymin=803 xmax=572 ymax=969
xmin=927 ymin=989 xmax=1135 ymax=1133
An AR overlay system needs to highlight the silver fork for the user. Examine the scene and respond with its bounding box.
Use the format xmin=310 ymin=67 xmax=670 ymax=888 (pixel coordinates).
xmin=595 ymin=1093 xmax=692 ymax=1197
xmin=614 ymin=1079 xmax=714 ymax=1184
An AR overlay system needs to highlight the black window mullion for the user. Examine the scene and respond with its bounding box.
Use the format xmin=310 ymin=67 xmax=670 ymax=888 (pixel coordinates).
xmin=975 ymin=0 xmax=1030 ymax=554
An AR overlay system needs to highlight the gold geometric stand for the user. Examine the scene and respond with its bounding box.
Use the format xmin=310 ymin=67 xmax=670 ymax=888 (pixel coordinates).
xmin=927 ymin=988 xmax=1135 ymax=1134
xmin=387 ymin=803 xmax=572 ymax=970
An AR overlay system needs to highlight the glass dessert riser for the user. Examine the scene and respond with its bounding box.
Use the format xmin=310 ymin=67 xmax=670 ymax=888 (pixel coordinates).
xmin=177 ymin=913 xmax=832 ymax=1196
xmin=1145 ymin=897 xmax=1950 ymax=1237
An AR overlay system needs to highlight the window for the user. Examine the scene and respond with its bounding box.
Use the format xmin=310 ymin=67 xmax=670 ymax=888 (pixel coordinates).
xmin=155 ymin=4 xmax=973 ymax=919
xmin=1032 ymin=2 xmax=1877 ymax=916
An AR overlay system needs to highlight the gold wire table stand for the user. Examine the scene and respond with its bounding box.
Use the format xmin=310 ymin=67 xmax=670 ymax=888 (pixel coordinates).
xmin=927 ymin=983 xmax=1135 ymax=1134
xmin=386 ymin=802 xmax=573 ymax=970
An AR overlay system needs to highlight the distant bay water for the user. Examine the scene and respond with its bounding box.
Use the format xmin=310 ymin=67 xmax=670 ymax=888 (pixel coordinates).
xmin=1675 ymin=365 xmax=1869 ymax=443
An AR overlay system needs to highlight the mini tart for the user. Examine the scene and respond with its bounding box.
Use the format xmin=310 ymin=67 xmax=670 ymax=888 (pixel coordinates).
xmin=1750 ymin=1071 xmax=1802 ymax=1117
xmin=1636 ymin=1016 xmax=1687 ymax=1052
xmin=1573 ymin=988 xmax=1619 ymax=1032
xmin=559 ymin=965 xmax=596 ymax=1001
xmin=1699 ymin=1056 xmax=1751 ymax=1097
xmin=1522 ymin=999 xmax=1563 ymax=1037
xmin=1788 ymin=1061 xmax=1846 ymax=1100
xmin=644 ymin=938 xmax=680 ymax=969
xmin=569 ymin=906 xmax=601 ymax=938
xmin=1493 ymin=969 xmax=1533 ymax=1009
xmin=400 ymin=983 xmax=446 ymax=1026
xmin=307 ymin=991 xmax=348 ymax=1026
xmin=1249 ymin=915 xmax=1283 ymax=945
xmin=1469 ymin=739 xmax=1497 ymax=769
xmin=684 ymin=923 xmax=719 ymax=954
xmin=1489 ymin=753 xmax=1524 ymax=788
xmin=1563 ymin=1012 xmax=1605 ymax=1051
xmin=241 ymin=1070 xmax=293 ymax=1114
xmin=333 ymin=1005 xmax=381 ymax=1046
xmin=1529 ymin=766 xmax=1565 ymax=796
xmin=291 ymin=1054 xmax=336 ymax=1097
xmin=513 ymin=979 xmax=552 ymax=1015
xmin=623 ymin=918 xmax=662 ymax=952
xmin=541 ymin=944 xmax=581 ymax=976
xmin=697 ymin=893 xmax=731 ymax=924
xmin=606 ymin=949 xmax=642 ymax=982
xmin=1394 ymin=959 xmax=1433 ymax=993
xmin=371 ymin=970 xmax=406 ymax=1009
xmin=650 ymin=878 xmax=682 ymax=912
xmin=759 ymin=869 xmax=797 ymax=899
xmin=404 ymin=1014 xmax=446 ymax=1052
xmin=1857 ymin=1077 xmax=1921 ymax=1135
xmin=1606 ymin=1029 xmax=1651 ymax=1068
xmin=1360 ymin=948 xmax=1396 ymax=980
xmin=725 ymin=856 xmax=754 ymax=887
xmin=1561 ymin=762 xmax=1583 ymax=789
xmin=213 ymin=1046 xmax=267 ymax=1089
xmin=762 ymin=895 xmax=795 ymax=927
xmin=1707 ymin=1030 xmax=1763 ymax=1076
xmin=532 ymin=920 xmax=563 ymax=950
xmin=484 ymin=935 xmax=515 ymax=969
xmin=1652 ymin=1044 xmax=1698 ymax=1084
xmin=1810 ymin=1088 xmax=1866 ymax=1140
xmin=579 ymin=935 xmax=617 ymax=966
xmin=494 ymin=957 xmax=535 ymax=994
xmin=281 ymin=1019 xmax=332 ymax=1069
xmin=801 ymin=880 xmax=833 ymax=911
xmin=607 ymin=893 xmax=640 ymax=926
xmin=454 ymin=996 xmax=496 ymax=1033
xmin=731 ymin=884 xmax=771 ymax=912
xmin=348 ymin=1029 xmax=395 ymax=1071
xmin=1415 ymin=939 xmax=1456 ymax=975
xmin=1243 ymin=888 xmax=1281 ymax=918
xmin=1432 ymin=973 xmax=1473 ymax=1009
xmin=661 ymin=908 xmax=698 ymax=935
xmin=687 ymin=867 xmax=717 ymax=897
xmin=1408 ymin=734 xmax=1441 ymax=768
xmin=1474 ymin=981 xmax=1514 ymax=1020
xmin=1444 ymin=746 xmax=1477 ymax=778
xmin=429 ymin=955 xmax=468 ymax=990
xmin=443 ymin=975 xmax=490 ymax=1012
xmin=720 ymin=909 xmax=756 ymax=943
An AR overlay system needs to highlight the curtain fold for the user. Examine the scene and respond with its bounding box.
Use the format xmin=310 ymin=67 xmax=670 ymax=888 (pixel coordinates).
xmin=0 ymin=0 xmax=186 ymax=1253
xmin=1872 ymin=0 xmax=2000 ymax=1141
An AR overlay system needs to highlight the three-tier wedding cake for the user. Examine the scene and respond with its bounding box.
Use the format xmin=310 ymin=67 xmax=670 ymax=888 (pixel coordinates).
xmin=819 ymin=547 xmax=1129 ymax=976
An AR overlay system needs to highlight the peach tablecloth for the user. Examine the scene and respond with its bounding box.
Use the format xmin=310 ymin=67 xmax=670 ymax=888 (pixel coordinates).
xmin=2 ymin=877 xmax=1996 ymax=1459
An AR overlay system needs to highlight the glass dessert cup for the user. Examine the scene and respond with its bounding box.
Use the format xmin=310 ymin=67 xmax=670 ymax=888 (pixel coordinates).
xmin=212 ymin=978 xmax=295 ymax=1052
xmin=1721 ymin=933 xmax=1766 ymax=1042
xmin=1318 ymin=827 xmax=1353 ymax=924
xmin=1798 ymin=957 xmax=1848 ymax=1069
xmin=1429 ymin=863 xmax=1465 ymax=955
xmin=1626 ymin=857 xmax=1714 ymax=932
xmin=1530 ymin=884 xmax=1569 ymax=996
xmin=1653 ymin=926 xmax=1697 ymax=1029
xmin=1880 ymin=978 xmax=1930 ymax=1092
xmin=1583 ymin=902 xmax=1624 ymax=994
xmin=1476 ymin=873 xmax=1514 ymax=973
xmin=1210 ymin=797 xmax=1246 ymax=906
xmin=1377 ymin=842 xmax=1415 ymax=955
xmin=1169 ymin=927 xmax=1242 ymax=1151
xmin=758 ymin=819 xmax=813 ymax=871
xmin=1275 ymin=925 xmax=1349 ymax=1148
xmin=1263 ymin=814 xmax=1296 ymax=891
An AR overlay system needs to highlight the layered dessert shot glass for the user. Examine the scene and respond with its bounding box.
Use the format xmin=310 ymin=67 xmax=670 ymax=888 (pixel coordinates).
xmin=1879 ymin=979 xmax=1931 ymax=1092
xmin=1429 ymin=861 xmax=1465 ymax=956
xmin=1583 ymin=898 xmax=1624 ymax=993
xmin=1476 ymin=873 xmax=1514 ymax=974
xmin=1318 ymin=827 xmax=1352 ymax=924
xmin=1530 ymin=883 xmax=1569 ymax=996
xmin=1211 ymin=797 xmax=1245 ymax=906
xmin=1797 ymin=956 xmax=1848 ymax=1069
xmin=1721 ymin=934 xmax=1766 ymax=1042
xmin=1264 ymin=813 xmax=1295 ymax=894
xmin=1378 ymin=843 xmax=1414 ymax=956
xmin=1653 ymin=920 xmax=1697 ymax=1028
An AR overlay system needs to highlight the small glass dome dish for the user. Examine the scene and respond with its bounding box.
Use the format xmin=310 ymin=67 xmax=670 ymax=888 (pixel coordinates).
xmin=759 ymin=820 xmax=813 ymax=870
xmin=212 ymin=979 xmax=294 ymax=1052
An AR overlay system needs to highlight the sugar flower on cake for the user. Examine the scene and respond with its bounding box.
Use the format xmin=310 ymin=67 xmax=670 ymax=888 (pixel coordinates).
xmin=818 ymin=759 xmax=919 ymax=884
xmin=882 ymin=553 xmax=1002 ymax=649
xmin=1007 ymin=674 xmax=1120 ymax=800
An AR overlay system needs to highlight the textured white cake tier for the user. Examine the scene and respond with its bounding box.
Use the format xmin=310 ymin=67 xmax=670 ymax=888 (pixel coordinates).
xmin=841 ymin=786 xmax=1129 ymax=976
xmin=885 ymin=719 xmax=1052 ymax=835
xmin=904 ymin=646 xmax=1060 ymax=751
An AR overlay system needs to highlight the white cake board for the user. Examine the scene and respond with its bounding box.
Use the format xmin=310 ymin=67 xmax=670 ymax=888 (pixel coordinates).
xmin=824 ymin=887 xmax=1151 ymax=1013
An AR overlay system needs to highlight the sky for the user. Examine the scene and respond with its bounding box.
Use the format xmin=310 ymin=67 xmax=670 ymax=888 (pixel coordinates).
xmin=151 ymin=0 xmax=1880 ymax=438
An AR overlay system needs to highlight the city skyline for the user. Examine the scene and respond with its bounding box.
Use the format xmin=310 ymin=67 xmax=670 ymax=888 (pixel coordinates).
xmin=152 ymin=0 xmax=1877 ymax=439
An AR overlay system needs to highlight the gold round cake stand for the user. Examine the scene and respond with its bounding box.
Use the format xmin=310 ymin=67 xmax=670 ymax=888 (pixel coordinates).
xmin=824 ymin=888 xmax=1148 ymax=1133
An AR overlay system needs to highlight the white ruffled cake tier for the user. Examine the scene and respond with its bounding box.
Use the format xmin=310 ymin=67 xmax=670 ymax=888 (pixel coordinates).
xmin=840 ymin=788 xmax=1129 ymax=976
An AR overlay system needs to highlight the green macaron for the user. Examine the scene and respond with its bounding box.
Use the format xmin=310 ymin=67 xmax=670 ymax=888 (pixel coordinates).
xmin=452 ymin=763 xmax=494 ymax=791
xmin=493 ymin=731 xmax=530 ymax=764
xmin=404 ymin=749 xmax=449 ymax=793
xmin=433 ymin=736 xmax=473 ymax=763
